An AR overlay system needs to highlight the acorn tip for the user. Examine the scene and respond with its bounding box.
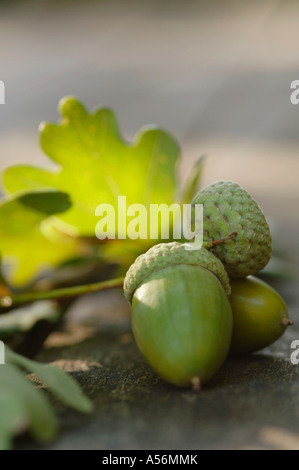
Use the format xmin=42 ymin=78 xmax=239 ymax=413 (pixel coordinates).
xmin=282 ymin=318 xmax=294 ymax=327
xmin=190 ymin=377 xmax=201 ymax=391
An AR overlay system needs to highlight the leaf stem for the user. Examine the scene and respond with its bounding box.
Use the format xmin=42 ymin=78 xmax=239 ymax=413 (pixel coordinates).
xmin=5 ymin=277 xmax=125 ymax=308
xmin=1 ymin=233 xmax=237 ymax=309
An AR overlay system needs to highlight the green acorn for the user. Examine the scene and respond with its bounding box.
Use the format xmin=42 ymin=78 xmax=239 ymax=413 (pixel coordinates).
xmin=229 ymin=276 xmax=292 ymax=355
xmin=192 ymin=181 xmax=272 ymax=278
xmin=124 ymin=242 xmax=233 ymax=389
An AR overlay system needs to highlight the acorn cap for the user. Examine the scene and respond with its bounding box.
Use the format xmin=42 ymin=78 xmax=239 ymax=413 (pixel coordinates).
xmin=124 ymin=242 xmax=231 ymax=302
xmin=192 ymin=181 xmax=272 ymax=278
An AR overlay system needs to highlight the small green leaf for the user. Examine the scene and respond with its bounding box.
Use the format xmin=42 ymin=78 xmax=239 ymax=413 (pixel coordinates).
xmin=3 ymin=96 xmax=180 ymax=237
xmin=0 ymin=346 xmax=93 ymax=449
xmin=0 ymin=389 xmax=29 ymax=450
xmin=0 ymin=191 xmax=78 ymax=286
xmin=0 ymin=363 xmax=58 ymax=444
xmin=6 ymin=347 xmax=93 ymax=413
xmin=181 ymin=155 xmax=206 ymax=204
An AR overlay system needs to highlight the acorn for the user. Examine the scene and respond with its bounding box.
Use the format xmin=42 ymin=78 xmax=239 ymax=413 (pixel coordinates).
xmin=192 ymin=181 xmax=272 ymax=278
xmin=124 ymin=242 xmax=233 ymax=389
xmin=229 ymin=276 xmax=292 ymax=355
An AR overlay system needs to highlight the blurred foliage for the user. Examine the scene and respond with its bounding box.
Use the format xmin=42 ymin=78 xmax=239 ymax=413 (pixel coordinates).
xmin=181 ymin=155 xmax=206 ymax=205
xmin=0 ymin=191 xmax=78 ymax=286
xmin=0 ymin=301 xmax=60 ymax=342
xmin=0 ymin=346 xmax=93 ymax=450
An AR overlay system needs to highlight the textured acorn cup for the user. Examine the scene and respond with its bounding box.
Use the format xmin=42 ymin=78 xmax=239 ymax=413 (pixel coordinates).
xmin=192 ymin=181 xmax=272 ymax=278
xmin=229 ymin=276 xmax=291 ymax=355
xmin=124 ymin=242 xmax=233 ymax=389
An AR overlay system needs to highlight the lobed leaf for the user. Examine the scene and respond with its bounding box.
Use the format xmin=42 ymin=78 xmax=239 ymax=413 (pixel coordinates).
xmin=3 ymin=96 xmax=180 ymax=237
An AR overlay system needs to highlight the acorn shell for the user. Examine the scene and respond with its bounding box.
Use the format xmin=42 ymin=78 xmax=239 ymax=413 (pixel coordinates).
xmin=131 ymin=264 xmax=233 ymax=388
xmin=192 ymin=181 xmax=272 ymax=278
xmin=229 ymin=276 xmax=290 ymax=355
xmin=124 ymin=242 xmax=231 ymax=301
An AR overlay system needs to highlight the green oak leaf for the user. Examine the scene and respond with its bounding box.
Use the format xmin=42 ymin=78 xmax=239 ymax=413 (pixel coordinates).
xmin=2 ymin=96 xmax=180 ymax=237
xmin=0 ymin=346 xmax=93 ymax=450
xmin=0 ymin=191 xmax=78 ymax=286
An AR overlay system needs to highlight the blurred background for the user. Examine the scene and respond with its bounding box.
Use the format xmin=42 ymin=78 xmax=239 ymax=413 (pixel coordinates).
xmin=0 ymin=0 xmax=299 ymax=252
